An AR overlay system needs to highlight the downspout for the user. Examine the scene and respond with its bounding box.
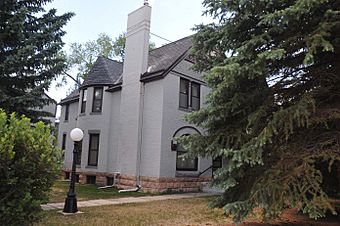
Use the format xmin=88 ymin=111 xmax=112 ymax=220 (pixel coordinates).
xmin=137 ymin=82 xmax=145 ymax=186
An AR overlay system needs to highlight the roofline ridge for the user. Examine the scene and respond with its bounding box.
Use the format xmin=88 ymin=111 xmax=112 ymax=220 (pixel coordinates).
xmin=98 ymin=55 xmax=123 ymax=64
xmin=149 ymin=35 xmax=193 ymax=53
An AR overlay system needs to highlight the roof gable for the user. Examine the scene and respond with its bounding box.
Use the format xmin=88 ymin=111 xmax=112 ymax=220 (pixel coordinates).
xmin=145 ymin=36 xmax=192 ymax=75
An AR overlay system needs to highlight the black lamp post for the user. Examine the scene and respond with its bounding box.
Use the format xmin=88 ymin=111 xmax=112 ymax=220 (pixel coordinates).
xmin=63 ymin=128 xmax=83 ymax=214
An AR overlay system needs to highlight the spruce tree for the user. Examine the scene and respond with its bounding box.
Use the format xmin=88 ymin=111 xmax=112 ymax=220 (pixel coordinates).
xmin=0 ymin=0 xmax=73 ymax=121
xmin=184 ymin=0 xmax=340 ymax=223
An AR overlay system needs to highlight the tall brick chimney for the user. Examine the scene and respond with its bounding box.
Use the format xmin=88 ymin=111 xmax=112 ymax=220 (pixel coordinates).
xmin=117 ymin=4 xmax=151 ymax=179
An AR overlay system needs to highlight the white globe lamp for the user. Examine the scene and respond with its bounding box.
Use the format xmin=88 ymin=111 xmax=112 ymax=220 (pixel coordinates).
xmin=70 ymin=128 xmax=83 ymax=142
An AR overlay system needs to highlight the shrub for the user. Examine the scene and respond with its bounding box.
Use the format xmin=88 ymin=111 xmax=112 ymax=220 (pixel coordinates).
xmin=0 ymin=110 xmax=62 ymax=225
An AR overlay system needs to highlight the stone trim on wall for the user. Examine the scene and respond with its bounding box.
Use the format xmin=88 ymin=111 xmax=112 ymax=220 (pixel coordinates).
xmin=61 ymin=169 xmax=211 ymax=193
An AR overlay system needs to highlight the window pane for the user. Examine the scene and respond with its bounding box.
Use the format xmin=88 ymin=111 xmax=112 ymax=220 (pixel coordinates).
xmin=176 ymin=136 xmax=198 ymax=171
xmin=180 ymin=79 xmax=189 ymax=93
xmin=94 ymin=88 xmax=102 ymax=99
xmin=90 ymin=135 xmax=99 ymax=150
xmin=88 ymin=134 xmax=99 ymax=166
xmin=81 ymin=101 xmax=86 ymax=113
xmin=62 ymin=134 xmax=66 ymax=150
xmin=82 ymin=89 xmax=87 ymax=101
xmin=65 ymin=104 xmax=69 ymax=121
xmin=191 ymin=97 xmax=200 ymax=111
xmin=92 ymin=88 xmax=103 ymax=112
xmin=179 ymin=93 xmax=188 ymax=108
xmin=81 ymin=89 xmax=87 ymax=113
xmin=176 ymin=151 xmax=198 ymax=171
xmin=93 ymin=100 xmax=102 ymax=112
xmin=88 ymin=151 xmax=97 ymax=166
xmin=191 ymin=83 xmax=200 ymax=97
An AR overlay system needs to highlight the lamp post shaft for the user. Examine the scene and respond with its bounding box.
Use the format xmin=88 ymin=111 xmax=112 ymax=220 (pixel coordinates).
xmin=63 ymin=141 xmax=79 ymax=213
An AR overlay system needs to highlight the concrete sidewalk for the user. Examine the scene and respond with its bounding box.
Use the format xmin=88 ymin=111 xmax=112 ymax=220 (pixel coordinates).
xmin=42 ymin=192 xmax=220 ymax=211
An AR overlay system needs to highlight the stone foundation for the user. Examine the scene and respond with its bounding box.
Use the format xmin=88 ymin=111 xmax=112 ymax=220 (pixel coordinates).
xmin=61 ymin=169 xmax=211 ymax=193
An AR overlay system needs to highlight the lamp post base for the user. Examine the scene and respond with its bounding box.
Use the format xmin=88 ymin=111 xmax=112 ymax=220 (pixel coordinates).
xmin=58 ymin=210 xmax=83 ymax=216
xmin=63 ymin=193 xmax=78 ymax=213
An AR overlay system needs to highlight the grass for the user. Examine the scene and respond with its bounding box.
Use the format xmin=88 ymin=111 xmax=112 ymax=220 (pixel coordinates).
xmin=36 ymin=197 xmax=231 ymax=226
xmin=39 ymin=195 xmax=340 ymax=226
xmin=48 ymin=180 xmax=149 ymax=203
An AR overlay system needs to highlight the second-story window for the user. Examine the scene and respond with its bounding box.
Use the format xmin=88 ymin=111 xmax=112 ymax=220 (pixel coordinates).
xmin=64 ymin=104 xmax=69 ymax=121
xmin=81 ymin=89 xmax=87 ymax=113
xmin=191 ymin=82 xmax=200 ymax=111
xmin=179 ymin=78 xmax=200 ymax=111
xmin=92 ymin=87 xmax=103 ymax=112
xmin=179 ymin=78 xmax=189 ymax=108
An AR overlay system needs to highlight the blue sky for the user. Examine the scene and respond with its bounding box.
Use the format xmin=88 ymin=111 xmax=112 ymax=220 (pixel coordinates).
xmin=45 ymin=0 xmax=212 ymax=117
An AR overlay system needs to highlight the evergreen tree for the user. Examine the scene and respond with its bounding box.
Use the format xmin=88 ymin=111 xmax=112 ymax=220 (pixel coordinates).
xmin=0 ymin=0 xmax=73 ymax=121
xmin=183 ymin=0 xmax=340 ymax=223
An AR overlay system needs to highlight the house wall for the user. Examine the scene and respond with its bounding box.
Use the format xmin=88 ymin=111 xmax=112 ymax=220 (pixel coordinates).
xmin=58 ymin=100 xmax=79 ymax=168
xmin=76 ymin=86 xmax=113 ymax=173
xmin=159 ymin=61 xmax=212 ymax=178
xmin=139 ymin=79 xmax=164 ymax=178
xmin=107 ymin=91 xmax=121 ymax=173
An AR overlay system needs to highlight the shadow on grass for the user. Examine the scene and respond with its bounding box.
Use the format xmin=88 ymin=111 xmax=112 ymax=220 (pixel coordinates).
xmin=47 ymin=180 xmax=151 ymax=203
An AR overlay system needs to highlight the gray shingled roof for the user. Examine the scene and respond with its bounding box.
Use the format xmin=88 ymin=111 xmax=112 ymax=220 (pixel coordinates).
xmin=60 ymin=36 xmax=193 ymax=103
xmin=146 ymin=36 xmax=192 ymax=75
xmin=59 ymin=89 xmax=79 ymax=105
xmin=80 ymin=56 xmax=123 ymax=88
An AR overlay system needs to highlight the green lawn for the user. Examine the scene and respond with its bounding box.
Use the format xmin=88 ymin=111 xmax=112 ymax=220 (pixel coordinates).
xmin=48 ymin=180 xmax=149 ymax=203
xmin=37 ymin=197 xmax=231 ymax=226
xmin=41 ymin=192 xmax=340 ymax=226
xmin=43 ymin=187 xmax=339 ymax=226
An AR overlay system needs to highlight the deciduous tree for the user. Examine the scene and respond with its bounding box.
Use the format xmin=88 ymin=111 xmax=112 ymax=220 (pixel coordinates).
xmin=66 ymin=33 xmax=156 ymax=83
xmin=0 ymin=110 xmax=62 ymax=225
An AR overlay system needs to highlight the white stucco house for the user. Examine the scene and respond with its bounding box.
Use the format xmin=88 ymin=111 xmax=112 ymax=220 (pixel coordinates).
xmin=58 ymin=3 xmax=222 ymax=192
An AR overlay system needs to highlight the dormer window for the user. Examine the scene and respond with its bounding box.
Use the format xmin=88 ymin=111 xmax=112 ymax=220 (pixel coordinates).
xmin=92 ymin=87 xmax=103 ymax=113
xmin=81 ymin=89 xmax=87 ymax=113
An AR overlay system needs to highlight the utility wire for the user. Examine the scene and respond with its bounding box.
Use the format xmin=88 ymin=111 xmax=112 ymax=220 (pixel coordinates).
xmin=150 ymin=32 xmax=172 ymax=43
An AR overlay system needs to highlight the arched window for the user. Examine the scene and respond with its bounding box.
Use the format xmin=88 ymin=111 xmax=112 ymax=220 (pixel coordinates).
xmin=176 ymin=134 xmax=198 ymax=171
